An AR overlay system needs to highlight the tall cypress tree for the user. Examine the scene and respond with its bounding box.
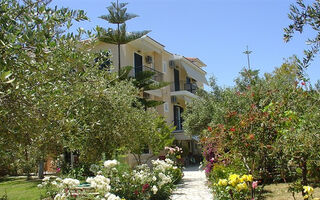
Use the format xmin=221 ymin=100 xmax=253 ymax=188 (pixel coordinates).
xmin=98 ymin=0 xmax=150 ymax=76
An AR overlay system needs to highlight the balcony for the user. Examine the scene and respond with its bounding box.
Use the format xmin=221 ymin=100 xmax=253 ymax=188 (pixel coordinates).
xmin=134 ymin=65 xmax=163 ymax=82
xmin=170 ymin=81 xmax=199 ymax=102
xmin=170 ymin=81 xmax=198 ymax=94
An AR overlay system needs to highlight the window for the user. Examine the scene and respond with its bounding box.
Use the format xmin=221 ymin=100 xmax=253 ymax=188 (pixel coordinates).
xmin=174 ymin=105 xmax=184 ymax=130
xmin=162 ymin=60 xmax=167 ymax=73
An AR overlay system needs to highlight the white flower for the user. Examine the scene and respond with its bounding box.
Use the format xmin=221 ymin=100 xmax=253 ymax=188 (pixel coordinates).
xmin=152 ymin=185 xmax=158 ymax=194
xmin=54 ymin=193 xmax=67 ymax=200
xmin=158 ymin=173 xmax=172 ymax=187
xmin=152 ymin=176 xmax=157 ymax=181
xmin=86 ymin=175 xmax=111 ymax=192
xmin=62 ymin=178 xmax=80 ymax=188
xmin=105 ymin=193 xmax=121 ymax=200
xmin=165 ymin=158 xmax=174 ymax=165
xmin=37 ymin=184 xmax=43 ymax=188
xmin=43 ymin=177 xmax=50 ymax=181
xmin=104 ymin=160 xmax=119 ymax=168
xmin=152 ymin=159 xmax=173 ymax=173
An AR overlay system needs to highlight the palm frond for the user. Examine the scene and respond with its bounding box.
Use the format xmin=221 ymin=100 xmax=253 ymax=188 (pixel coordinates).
xmin=98 ymin=24 xmax=150 ymax=45
xmin=99 ymin=2 xmax=138 ymax=24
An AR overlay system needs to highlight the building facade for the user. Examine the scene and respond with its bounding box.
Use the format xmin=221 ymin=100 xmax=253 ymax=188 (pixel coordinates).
xmin=94 ymin=36 xmax=208 ymax=165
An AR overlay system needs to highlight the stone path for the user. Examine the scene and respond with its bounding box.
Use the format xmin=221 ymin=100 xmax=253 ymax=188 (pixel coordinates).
xmin=171 ymin=166 xmax=213 ymax=200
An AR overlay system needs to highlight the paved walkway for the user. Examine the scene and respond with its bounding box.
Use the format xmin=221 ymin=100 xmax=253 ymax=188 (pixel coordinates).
xmin=171 ymin=166 xmax=213 ymax=200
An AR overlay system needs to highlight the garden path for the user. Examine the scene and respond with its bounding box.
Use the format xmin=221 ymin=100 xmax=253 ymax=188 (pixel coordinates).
xmin=171 ymin=166 xmax=213 ymax=200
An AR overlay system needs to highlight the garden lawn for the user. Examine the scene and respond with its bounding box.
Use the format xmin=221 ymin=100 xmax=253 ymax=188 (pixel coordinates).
xmin=0 ymin=178 xmax=44 ymax=200
xmin=263 ymin=183 xmax=320 ymax=200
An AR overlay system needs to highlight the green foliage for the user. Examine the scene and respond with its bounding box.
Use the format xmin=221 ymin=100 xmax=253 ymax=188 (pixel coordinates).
xmin=118 ymin=66 xmax=170 ymax=109
xmin=183 ymin=77 xmax=223 ymax=136
xmin=98 ymin=23 xmax=150 ymax=45
xmin=0 ymin=0 xmax=171 ymax=178
xmin=184 ymin=58 xmax=320 ymax=197
xmin=284 ymin=0 xmax=320 ymax=69
xmin=0 ymin=0 xmax=94 ymax=177
xmin=126 ymin=116 xmax=175 ymax=164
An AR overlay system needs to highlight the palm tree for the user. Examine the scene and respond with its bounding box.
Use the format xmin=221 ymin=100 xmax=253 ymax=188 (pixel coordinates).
xmin=98 ymin=0 xmax=150 ymax=77
xmin=117 ymin=66 xmax=170 ymax=110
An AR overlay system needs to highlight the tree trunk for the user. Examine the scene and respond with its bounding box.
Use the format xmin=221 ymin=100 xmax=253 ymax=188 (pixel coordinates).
xmin=25 ymin=147 xmax=31 ymax=180
xmin=301 ymin=157 xmax=308 ymax=197
xmin=38 ymin=159 xmax=44 ymax=179
xmin=117 ymin=23 xmax=121 ymax=77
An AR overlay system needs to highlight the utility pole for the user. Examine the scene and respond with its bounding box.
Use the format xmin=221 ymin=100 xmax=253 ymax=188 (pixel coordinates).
xmin=243 ymin=45 xmax=252 ymax=70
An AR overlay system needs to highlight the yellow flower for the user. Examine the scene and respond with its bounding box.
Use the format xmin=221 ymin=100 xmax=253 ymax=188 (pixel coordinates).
xmin=247 ymin=174 xmax=253 ymax=182
xmin=236 ymin=182 xmax=248 ymax=191
xmin=303 ymin=186 xmax=314 ymax=195
xmin=303 ymin=195 xmax=309 ymax=199
xmin=218 ymin=179 xmax=228 ymax=186
xmin=228 ymin=174 xmax=240 ymax=186
xmin=176 ymin=155 xmax=181 ymax=159
xmin=240 ymin=174 xmax=253 ymax=182
xmin=239 ymin=175 xmax=246 ymax=182
xmin=313 ymin=198 xmax=320 ymax=200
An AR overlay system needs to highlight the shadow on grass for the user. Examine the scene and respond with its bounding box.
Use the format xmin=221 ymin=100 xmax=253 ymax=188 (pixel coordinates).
xmin=256 ymin=188 xmax=273 ymax=200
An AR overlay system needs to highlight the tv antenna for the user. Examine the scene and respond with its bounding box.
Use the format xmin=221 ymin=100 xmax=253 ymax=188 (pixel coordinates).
xmin=243 ymin=45 xmax=252 ymax=70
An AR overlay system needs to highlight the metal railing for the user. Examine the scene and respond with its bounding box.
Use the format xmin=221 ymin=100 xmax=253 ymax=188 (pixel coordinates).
xmin=134 ymin=65 xmax=164 ymax=82
xmin=170 ymin=81 xmax=198 ymax=94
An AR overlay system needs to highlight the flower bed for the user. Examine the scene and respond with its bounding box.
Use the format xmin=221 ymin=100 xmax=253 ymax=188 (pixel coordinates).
xmin=38 ymin=158 xmax=183 ymax=200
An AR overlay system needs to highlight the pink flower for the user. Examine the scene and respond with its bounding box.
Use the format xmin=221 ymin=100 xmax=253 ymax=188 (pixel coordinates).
xmin=56 ymin=168 xmax=61 ymax=173
xmin=252 ymin=181 xmax=258 ymax=189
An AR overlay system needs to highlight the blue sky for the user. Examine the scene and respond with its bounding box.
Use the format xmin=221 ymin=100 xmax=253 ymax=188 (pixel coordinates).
xmin=52 ymin=0 xmax=319 ymax=88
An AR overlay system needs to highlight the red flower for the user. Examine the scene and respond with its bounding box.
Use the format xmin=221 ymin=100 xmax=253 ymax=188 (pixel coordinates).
xmin=142 ymin=183 xmax=150 ymax=192
xmin=134 ymin=190 xmax=139 ymax=195
xmin=301 ymin=82 xmax=306 ymax=86
xmin=230 ymin=127 xmax=236 ymax=132
xmin=208 ymin=126 xmax=212 ymax=132
xmin=248 ymin=134 xmax=255 ymax=140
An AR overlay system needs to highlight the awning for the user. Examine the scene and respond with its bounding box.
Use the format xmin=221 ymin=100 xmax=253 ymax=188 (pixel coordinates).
xmin=180 ymin=60 xmax=208 ymax=85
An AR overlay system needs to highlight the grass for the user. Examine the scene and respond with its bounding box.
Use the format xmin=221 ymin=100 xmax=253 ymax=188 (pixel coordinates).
xmin=0 ymin=178 xmax=44 ymax=200
xmin=262 ymin=183 xmax=320 ymax=200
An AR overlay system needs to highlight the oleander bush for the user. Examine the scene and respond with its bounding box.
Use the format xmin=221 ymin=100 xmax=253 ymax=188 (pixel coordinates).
xmin=184 ymin=59 xmax=320 ymax=199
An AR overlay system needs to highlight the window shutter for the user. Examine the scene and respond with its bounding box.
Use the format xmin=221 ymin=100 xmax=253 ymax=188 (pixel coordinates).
xmin=162 ymin=61 xmax=167 ymax=73
xmin=164 ymin=102 xmax=169 ymax=113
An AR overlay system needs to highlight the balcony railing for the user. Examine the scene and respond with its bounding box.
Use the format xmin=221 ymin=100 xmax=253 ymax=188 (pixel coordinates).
xmin=170 ymin=81 xmax=198 ymax=94
xmin=134 ymin=65 xmax=163 ymax=82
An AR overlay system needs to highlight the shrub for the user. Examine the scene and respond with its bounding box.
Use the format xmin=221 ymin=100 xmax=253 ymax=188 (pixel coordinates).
xmin=39 ymin=158 xmax=182 ymax=200
xmin=211 ymin=173 xmax=260 ymax=200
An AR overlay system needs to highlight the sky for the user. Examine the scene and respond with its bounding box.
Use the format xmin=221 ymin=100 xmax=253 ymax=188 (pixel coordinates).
xmin=52 ymin=0 xmax=320 ymax=89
